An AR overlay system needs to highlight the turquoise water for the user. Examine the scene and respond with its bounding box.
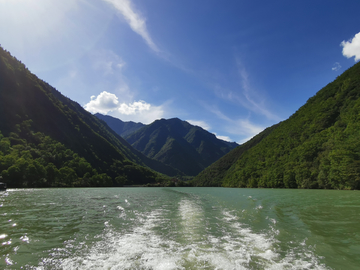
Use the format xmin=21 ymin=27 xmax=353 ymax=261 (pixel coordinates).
xmin=0 ymin=187 xmax=359 ymax=269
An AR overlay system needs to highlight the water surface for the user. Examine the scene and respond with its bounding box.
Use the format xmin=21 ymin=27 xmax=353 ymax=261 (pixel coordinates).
xmin=1 ymin=188 xmax=359 ymax=269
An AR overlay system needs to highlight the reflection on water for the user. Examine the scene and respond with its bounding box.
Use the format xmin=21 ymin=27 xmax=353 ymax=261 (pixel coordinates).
xmin=1 ymin=188 xmax=359 ymax=269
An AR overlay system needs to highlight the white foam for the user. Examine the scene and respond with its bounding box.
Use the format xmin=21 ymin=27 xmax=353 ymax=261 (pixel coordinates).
xmin=41 ymin=209 xmax=182 ymax=270
xmin=219 ymin=210 xmax=329 ymax=269
xmin=20 ymin=234 xmax=30 ymax=243
xmin=5 ymin=256 xmax=14 ymax=265
xmin=116 ymin=206 xmax=124 ymax=211
xmin=178 ymin=199 xmax=204 ymax=242
xmin=37 ymin=200 xmax=330 ymax=270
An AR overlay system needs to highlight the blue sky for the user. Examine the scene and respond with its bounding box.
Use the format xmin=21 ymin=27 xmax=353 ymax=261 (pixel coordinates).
xmin=1 ymin=0 xmax=360 ymax=143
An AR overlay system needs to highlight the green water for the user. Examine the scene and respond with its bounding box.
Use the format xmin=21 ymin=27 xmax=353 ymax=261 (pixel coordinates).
xmin=0 ymin=187 xmax=359 ymax=269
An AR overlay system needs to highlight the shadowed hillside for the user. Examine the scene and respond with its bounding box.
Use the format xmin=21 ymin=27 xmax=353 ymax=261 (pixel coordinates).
xmin=95 ymin=113 xmax=145 ymax=137
xmin=0 ymin=46 xmax=178 ymax=187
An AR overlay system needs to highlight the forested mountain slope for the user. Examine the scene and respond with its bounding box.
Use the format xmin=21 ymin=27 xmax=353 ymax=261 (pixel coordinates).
xmin=193 ymin=124 xmax=278 ymax=186
xmin=193 ymin=62 xmax=360 ymax=190
xmin=125 ymin=118 xmax=238 ymax=176
xmin=0 ymin=46 xmax=177 ymax=187
xmin=95 ymin=113 xmax=145 ymax=137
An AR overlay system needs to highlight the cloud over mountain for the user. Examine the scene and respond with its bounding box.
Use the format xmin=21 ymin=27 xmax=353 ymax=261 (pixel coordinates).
xmin=84 ymin=91 xmax=164 ymax=124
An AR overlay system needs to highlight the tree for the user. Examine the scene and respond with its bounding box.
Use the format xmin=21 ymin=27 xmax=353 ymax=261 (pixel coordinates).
xmin=58 ymin=167 xmax=77 ymax=187
xmin=45 ymin=163 xmax=58 ymax=187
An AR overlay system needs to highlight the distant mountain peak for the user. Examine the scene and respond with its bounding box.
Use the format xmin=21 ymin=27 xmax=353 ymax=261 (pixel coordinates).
xmin=123 ymin=118 xmax=238 ymax=176
xmin=94 ymin=114 xmax=239 ymax=176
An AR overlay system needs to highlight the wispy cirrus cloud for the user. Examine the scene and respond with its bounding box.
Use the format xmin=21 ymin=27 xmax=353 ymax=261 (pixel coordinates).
xmin=89 ymin=50 xmax=136 ymax=102
xmin=102 ymin=0 xmax=159 ymax=53
xmin=101 ymin=0 xmax=198 ymax=73
xmin=230 ymin=119 xmax=265 ymax=143
xmin=235 ymin=59 xmax=280 ymax=121
xmin=187 ymin=118 xmax=235 ymax=142
xmin=205 ymin=104 xmax=265 ymax=143
xmin=212 ymin=58 xmax=280 ymax=122
xmin=91 ymin=50 xmax=126 ymax=76
xmin=84 ymin=91 xmax=165 ymax=124
xmin=341 ymin=32 xmax=360 ymax=62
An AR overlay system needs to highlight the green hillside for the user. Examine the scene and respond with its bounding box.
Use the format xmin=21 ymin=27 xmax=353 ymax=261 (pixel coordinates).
xmin=193 ymin=124 xmax=278 ymax=186
xmin=0 ymin=46 xmax=175 ymax=187
xmin=125 ymin=118 xmax=238 ymax=176
xmin=193 ymin=62 xmax=360 ymax=190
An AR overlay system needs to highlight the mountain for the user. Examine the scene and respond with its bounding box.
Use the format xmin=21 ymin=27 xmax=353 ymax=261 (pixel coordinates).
xmin=124 ymin=118 xmax=238 ymax=176
xmin=193 ymin=62 xmax=360 ymax=190
xmin=95 ymin=113 xmax=145 ymax=137
xmin=0 ymin=46 xmax=178 ymax=188
xmin=192 ymin=124 xmax=278 ymax=187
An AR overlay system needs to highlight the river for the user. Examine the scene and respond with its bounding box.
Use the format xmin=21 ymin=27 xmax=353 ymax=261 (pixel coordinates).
xmin=1 ymin=187 xmax=359 ymax=269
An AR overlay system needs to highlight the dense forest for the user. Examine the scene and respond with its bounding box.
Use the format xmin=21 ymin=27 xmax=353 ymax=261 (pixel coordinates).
xmin=0 ymin=46 xmax=176 ymax=188
xmin=1 ymin=127 xmax=114 ymax=187
xmin=193 ymin=124 xmax=278 ymax=187
xmin=193 ymin=61 xmax=360 ymax=190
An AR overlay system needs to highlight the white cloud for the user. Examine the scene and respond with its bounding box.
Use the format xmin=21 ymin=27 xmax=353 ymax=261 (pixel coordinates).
xmin=103 ymin=0 xmax=159 ymax=53
xmin=332 ymin=62 xmax=341 ymax=71
xmin=84 ymin=91 xmax=165 ymax=124
xmin=186 ymin=120 xmax=211 ymax=130
xmin=118 ymin=100 xmax=151 ymax=115
xmin=215 ymin=134 xmax=232 ymax=142
xmin=341 ymin=32 xmax=360 ymax=62
xmin=84 ymin=91 xmax=119 ymax=114
xmin=114 ymin=102 xmax=164 ymax=124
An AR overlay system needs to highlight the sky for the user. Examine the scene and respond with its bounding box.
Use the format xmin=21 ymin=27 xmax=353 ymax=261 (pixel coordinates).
xmin=0 ymin=0 xmax=360 ymax=143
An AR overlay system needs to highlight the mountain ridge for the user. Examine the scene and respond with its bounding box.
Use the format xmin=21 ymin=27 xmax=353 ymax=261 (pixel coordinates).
xmin=95 ymin=113 xmax=145 ymax=138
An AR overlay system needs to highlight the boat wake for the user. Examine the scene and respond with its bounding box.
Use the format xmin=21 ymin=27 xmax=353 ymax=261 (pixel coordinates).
xmin=36 ymin=197 xmax=330 ymax=270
